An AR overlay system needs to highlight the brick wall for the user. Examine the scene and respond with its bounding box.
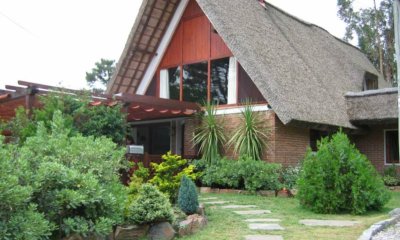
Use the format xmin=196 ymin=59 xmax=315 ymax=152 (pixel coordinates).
xmin=352 ymin=124 xmax=399 ymax=174
xmin=183 ymin=118 xmax=198 ymax=159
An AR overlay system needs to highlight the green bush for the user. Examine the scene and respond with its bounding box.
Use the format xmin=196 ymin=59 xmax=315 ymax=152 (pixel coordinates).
xmin=297 ymin=131 xmax=390 ymax=214
xmin=1 ymin=111 xmax=129 ymax=238
xmin=281 ymin=165 xmax=301 ymax=190
xmin=200 ymin=157 xmax=282 ymax=191
xmin=149 ymin=152 xmax=197 ymax=202
xmin=127 ymin=184 xmax=174 ymax=224
xmin=178 ymin=176 xmax=199 ymax=215
xmin=383 ymin=175 xmax=399 ymax=186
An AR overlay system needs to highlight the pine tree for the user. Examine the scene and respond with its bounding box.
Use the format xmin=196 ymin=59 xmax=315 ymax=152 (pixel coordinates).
xmin=178 ymin=175 xmax=199 ymax=215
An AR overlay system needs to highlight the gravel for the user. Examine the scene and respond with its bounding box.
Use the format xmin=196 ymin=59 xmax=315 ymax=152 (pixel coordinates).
xmin=372 ymin=221 xmax=400 ymax=240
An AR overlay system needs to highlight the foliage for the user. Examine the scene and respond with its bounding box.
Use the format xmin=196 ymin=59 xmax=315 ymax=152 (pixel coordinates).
xmin=383 ymin=165 xmax=399 ymax=186
xmin=297 ymin=131 xmax=390 ymax=214
xmin=74 ymin=103 xmax=128 ymax=144
xmin=193 ymin=103 xmax=226 ymax=165
xmin=200 ymin=157 xmax=282 ymax=191
xmin=337 ymin=0 xmax=396 ymax=85
xmin=178 ymin=175 xmax=199 ymax=215
xmin=149 ymin=152 xmax=197 ymax=202
xmin=127 ymin=184 xmax=175 ymax=225
xmin=134 ymin=162 xmax=150 ymax=182
xmin=2 ymin=112 xmax=129 ymax=238
xmin=4 ymin=93 xmax=128 ymax=145
xmin=0 ymin=136 xmax=54 ymax=239
xmin=281 ymin=165 xmax=302 ymax=190
xmin=86 ymin=58 xmax=116 ymax=92
xmin=227 ymin=103 xmax=270 ymax=161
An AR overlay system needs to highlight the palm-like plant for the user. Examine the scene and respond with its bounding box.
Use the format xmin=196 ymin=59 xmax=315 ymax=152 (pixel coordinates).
xmin=228 ymin=103 xmax=270 ymax=160
xmin=192 ymin=103 xmax=226 ymax=165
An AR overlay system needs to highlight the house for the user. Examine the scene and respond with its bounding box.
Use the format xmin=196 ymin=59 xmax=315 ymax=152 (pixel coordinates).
xmin=2 ymin=0 xmax=398 ymax=172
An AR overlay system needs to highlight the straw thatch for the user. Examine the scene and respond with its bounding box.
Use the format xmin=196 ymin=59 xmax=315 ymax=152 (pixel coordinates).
xmin=109 ymin=0 xmax=394 ymax=128
xmin=346 ymin=88 xmax=398 ymax=124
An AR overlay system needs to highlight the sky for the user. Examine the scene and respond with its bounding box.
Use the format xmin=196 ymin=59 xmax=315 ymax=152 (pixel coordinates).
xmin=0 ymin=0 xmax=375 ymax=91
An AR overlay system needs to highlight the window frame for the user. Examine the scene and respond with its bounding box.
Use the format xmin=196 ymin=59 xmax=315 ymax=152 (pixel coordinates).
xmin=384 ymin=129 xmax=400 ymax=165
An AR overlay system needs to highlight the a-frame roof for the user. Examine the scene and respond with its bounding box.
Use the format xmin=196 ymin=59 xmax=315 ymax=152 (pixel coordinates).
xmin=108 ymin=0 xmax=391 ymax=129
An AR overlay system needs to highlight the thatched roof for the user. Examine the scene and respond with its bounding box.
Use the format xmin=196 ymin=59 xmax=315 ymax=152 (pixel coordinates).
xmin=346 ymin=88 xmax=398 ymax=124
xmin=109 ymin=0 xmax=393 ymax=128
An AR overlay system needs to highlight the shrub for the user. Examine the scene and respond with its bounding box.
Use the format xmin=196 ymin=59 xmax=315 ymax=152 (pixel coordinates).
xmin=193 ymin=103 xmax=226 ymax=164
xmin=281 ymin=165 xmax=301 ymax=190
xmin=4 ymin=111 xmax=129 ymax=238
xmin=128 ymin=184 xmax=174 ymax=224
xmin=227 ymin=103 xmax=270 ymax=161
xmin=149 ymin=152 xmax=197 ymax=202
xmin=200 ymin=157 xmax=282 ymax=191
xmin=297 ymin=131 xmax=390 ymax=214
xmin=178 ymin=176 xmax=199 ymax=215
xmin=383 ymin=175 xmax=399 ymax=186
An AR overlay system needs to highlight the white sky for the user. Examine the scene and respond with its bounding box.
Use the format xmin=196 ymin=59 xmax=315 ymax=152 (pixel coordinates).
xmin=0 ymin=0 xmax=374 ymax=90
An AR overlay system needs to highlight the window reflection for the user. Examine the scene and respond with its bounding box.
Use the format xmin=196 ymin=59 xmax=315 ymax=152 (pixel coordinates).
xmin=211 ymin=58 xmax=229 ymax=105
xmin=183 ymin=61 xmax=208 ymax=104
xmin=168 ymin=67 xmax=180 ymax=100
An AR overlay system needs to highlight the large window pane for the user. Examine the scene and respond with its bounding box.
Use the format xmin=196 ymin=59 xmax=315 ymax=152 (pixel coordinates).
xmin=183 ymin=62 xmax=208 ymax=103
xmin=211 ymin=58 xmax=229 ymax=105
xmin=168 ymin=67 xmax=180 ymax=100
xmin=386 ymin=130 xmax=399 ymax=164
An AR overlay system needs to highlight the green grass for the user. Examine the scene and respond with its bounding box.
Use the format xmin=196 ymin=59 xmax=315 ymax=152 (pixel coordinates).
xmin=181 ymin=191 xmax=400 ymax=240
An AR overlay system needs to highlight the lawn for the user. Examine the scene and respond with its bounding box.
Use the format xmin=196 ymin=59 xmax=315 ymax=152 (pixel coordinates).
xmin=181 ymin=191 xmax=400 ymax=240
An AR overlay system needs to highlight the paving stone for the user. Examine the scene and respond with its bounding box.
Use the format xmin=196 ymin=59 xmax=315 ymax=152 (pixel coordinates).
xmin=234 ymin=210 xmax=271 ymax=215
xmin=198 ymin=197 xmax=218 ymax=200
xmin=202 ymin=201 xmax=229 ymax=205
xmin=299 ymin=219 xmax=360 ymax=227
xmin=245 ymin=219 xmax=281 ymax=223
xmin=248 ymin=223 xmax=284 ymax=231
xmin=221 ymin=205 xmax=257 ymax=209
xmin=245 ymin=235 xmax=283 ymax=240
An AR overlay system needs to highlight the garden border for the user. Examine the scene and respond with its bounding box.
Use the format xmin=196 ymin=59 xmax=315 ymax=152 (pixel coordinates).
xmin=358 ymin=208 xmax=400 ymax=240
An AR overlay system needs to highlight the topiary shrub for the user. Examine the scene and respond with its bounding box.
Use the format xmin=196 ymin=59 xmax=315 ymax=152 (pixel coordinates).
xmin=128 ymin=184 xmax=174 ymax=225
xmin=297 ymin=131 xmax=390 ymax=214
xmin=149 ymin=152 xmax=197 ymax=202
xmin=178 ymin=175 xmax=199 ymax=215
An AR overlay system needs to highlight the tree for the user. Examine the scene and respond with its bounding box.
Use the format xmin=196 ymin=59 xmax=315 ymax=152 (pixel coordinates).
xmin=337 ymin=0 xmax=397 ymax=85
xmin=86 ymin=59 xmax=116 ymax=92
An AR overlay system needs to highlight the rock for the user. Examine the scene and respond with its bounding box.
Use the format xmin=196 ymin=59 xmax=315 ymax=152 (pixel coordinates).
xmin=148 ymin=222 xmax=175 ymax=240
xmin=199 ymin=187 xmax=212 ymax=193
xmin=197 ymin=203 xmax=206 ymax=216
xmin=248 ymin=223 xmax=285 ymax=231
xmin=257 ymin=190 xmax=276 ymax=197
xmin=178 ymin=214 xmax=207 ymax=237
xmin=63 ymin=234 xmax=83 ymax=240
xmin=389 ymin=208 xmax=400 ymax=217
xmin=114 ymin=225 xmax=149 ymax=240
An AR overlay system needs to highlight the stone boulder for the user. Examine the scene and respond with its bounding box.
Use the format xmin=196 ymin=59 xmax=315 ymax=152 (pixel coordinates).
xmin=114 ymin=225 xmax=149 ymax=240
xmin=178 ymin=214 xmax=207 ymax=237
xmin=148 ymin=222 xmax=175 ymax=240
xmin=197 ymin=203 xmax=205 ymax=216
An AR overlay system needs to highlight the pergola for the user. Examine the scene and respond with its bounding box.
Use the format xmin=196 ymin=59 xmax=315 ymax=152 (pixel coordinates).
xmin=0 ymin=81 xmax=201 ymax=122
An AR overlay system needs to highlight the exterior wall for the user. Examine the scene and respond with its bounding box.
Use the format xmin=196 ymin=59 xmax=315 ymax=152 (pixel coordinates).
xmin=273 ymin=116 xmax=309 ymax=166
xmin=352 ymin=124 xmax=399 ymax=174
xmin=183 ymin=117 xmax=198 ymax=159
xmin=182 ymin=109 xmax=309 ymax=167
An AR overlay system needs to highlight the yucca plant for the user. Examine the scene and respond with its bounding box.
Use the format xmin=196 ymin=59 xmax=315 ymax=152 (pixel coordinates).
xmin=228 ymin=103 xmax=270 ymax=160
xmin=192 ymin=103 xmax=226 ymax=165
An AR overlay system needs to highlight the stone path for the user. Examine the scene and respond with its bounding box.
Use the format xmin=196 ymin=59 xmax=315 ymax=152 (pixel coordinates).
xmin=198 ymin=197 xmax=218 ymax=200
xmin=248 ymin=223 xmax=285 ymax=231
xmin=245 ymin=219 xmax=281 ymax=223
xmin=203 ymin=201 xmax=229 ymax=205
xmin=234 ymin=210 xmax=272 ymax=215
xmin=221 ymin=205 xmax=257 ymax=209
xmin=245 ymin=235 xmax=283 ymax=240
xmin=299 ymin=219 xmax=360 ymax=227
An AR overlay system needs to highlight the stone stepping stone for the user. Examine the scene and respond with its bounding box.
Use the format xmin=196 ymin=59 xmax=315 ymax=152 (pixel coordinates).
xmin=221 ymin=205 xmax=257 ymax=209
xmin=299 ymin=219 xmax=360 ymax=227
xmin=234 ymin=210 xmax=271 ymax=215
xmin=245 ymin=235 xmax=283 ymax=240
xmin=248 ymin=223 xmax=284 ymax=231
xmin=245 ymin=218 xmax=281 ymax=223
xmin=203 ymin=201 xmax=229 ymax=205
xmin=198 ymin=197 xmax=218 ymax=200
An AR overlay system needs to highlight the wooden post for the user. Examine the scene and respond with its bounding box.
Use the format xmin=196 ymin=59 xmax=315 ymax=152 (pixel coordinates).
xmin=394 ymin=0 xmax=400 ymax=161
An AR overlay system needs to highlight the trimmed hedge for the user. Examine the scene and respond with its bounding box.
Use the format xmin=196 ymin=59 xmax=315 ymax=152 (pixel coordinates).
xmin=297 ymin=131 xmax=390 ymax=214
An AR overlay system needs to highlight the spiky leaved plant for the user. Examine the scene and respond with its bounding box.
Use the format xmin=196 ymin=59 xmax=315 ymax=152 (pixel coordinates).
xmin=228 ymin=102 xmax=270 ymax=160
xmin=192 ymin=103 xmax=226 ymax=165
